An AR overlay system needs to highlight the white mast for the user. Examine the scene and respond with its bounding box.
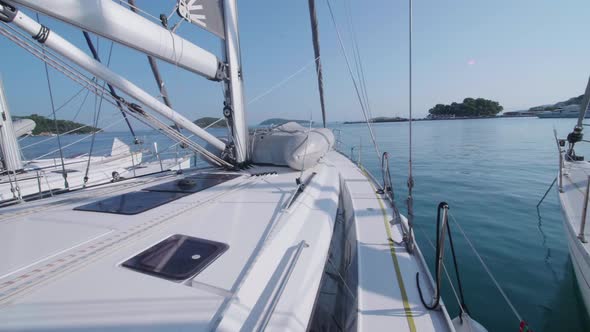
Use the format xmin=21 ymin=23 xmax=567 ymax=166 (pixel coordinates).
xmin=222 ymin=0 xmax=249 ymax=163
xmin=0 ymin=7 xmax=226 ymax=152
xmin=6 ymin=0 xmax=223 ymax=80
xmin=0 ymin=75 xmax=22 ymax=172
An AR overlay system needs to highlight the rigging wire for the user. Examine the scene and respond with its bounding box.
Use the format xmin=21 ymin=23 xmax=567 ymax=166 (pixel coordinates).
xmin=36 ymin=14 xmax=68 ymax=189
xmin=28 ymin=117 xmax=128 ymax=162
xmin=248 ymin=56 xmax=321 ymax=105
xmin=83 ymin=31 xmax=138 ymax=142
xmin=343 ymin=0 xmax=373 ymax=121
xmin=325 ymin=0 xmax=381 ymax=162
xmin=0 ymin=23 xmax=230 ymax=167
xmin=84 ymin=39 xmax=115 ymax=185
xmin=405 ymin=0 xmax=416 ymax=253
xmin=71 ymin=88 xmax=91 ymax=122
xmin=448 ymin=211 xmax=524 ymax=324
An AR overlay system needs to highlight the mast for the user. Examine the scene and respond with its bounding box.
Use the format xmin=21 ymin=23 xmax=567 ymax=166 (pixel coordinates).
xmin=222 ymin=0 xmax=249 ymax=163
xmin=5 ymin=0 xmax=223 ymax=80
xmin=0 ymin=75 xmax=22 ymax=173
xmin=566 ymin=75 xmax=590 ymax=158
xmin=307 ymin=0 xmax=327 ymax=128
xmin=576 ymin=75 xmax=590 ymax=129
xmin=0 ymin=6 xmax=226 ymax=152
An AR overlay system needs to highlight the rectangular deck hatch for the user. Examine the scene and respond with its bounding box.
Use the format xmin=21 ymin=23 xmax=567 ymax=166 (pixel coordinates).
xmin=74 ymin=191 xmax=188 ymax=215
xmin=73 ymin=173 xmax=241 ymax=214
xmin=122 ymin=234 xmax=228 ymax=280
xmin=143 ymin=173 xmax=241 ymax=193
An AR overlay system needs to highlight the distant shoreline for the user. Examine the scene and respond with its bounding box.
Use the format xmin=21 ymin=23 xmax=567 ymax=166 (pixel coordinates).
xmin=341 ymin=115 xmax=537 ymax=124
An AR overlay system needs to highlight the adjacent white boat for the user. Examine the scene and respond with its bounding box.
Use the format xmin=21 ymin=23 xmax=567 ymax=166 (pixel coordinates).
xmin=0 ymin=75 xmax=191 ymax=203
xmin=555 ymin=157 xmax=590 ymax=314
xmin=537 ymin=104 xmax=590 ymax=118
xmin=555 ymin=76 xmax=590 ymax=317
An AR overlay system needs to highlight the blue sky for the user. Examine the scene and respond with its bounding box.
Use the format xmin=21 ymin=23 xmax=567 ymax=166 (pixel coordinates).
xmin=1 ymin=0 xmax=589 ymax=130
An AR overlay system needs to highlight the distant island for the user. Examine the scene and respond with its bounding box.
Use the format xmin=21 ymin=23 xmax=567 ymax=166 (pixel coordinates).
xmin=427 ymin=98 xmax=503 ymax=119
xmin=194 ymin=117 xmax=227 ymax=128
xmin=503 ymin=94 xmax=584 ymax=117
xmin=13 ymin=114 xmax=101 ymax=135
xmin=529 ymin=95 xmax=583 ymax=112
xmin=259 ymin=118 xmax=313 ymax=126
xmin=344 ymin=116 xmax=408 ymax=124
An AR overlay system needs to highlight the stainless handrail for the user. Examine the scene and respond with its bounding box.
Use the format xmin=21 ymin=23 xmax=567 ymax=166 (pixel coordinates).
xmin=432 ymin=204 xmax=449 ymax=304
xmin=580 ymin=176 xmax=590 ymax=243
xmin=554 ymin=129 xmax=564 ymax=192
xmin=257 ymin=240 xmax=308 ymax=331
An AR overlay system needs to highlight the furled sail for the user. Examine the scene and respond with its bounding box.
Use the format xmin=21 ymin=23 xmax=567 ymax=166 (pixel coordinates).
xmin=177 ymin=0 xmax=225 ymax=39
xmin=6 ymin=0 xmax=222 ymax=80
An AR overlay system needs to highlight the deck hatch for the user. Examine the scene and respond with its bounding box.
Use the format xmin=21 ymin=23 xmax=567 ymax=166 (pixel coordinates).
xmin=73 ymin=190 xmax=188 ymax=215
xmin=143 ymin=173 xmax=241 ymax=193
xmin=122 ymin=234 xmax=228 ymax=280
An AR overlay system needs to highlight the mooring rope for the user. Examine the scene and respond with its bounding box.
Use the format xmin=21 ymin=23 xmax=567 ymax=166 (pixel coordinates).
xmin=536 ymin=176 xmax=557 ymax=210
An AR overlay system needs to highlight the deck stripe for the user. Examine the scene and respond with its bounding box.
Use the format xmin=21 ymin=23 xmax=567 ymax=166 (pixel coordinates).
xmin=367 ymin=174 xmax=417 ymax=332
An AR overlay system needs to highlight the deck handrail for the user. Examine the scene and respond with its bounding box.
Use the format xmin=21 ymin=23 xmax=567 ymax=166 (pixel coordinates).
xmin=554 ymin=129 xmax=565 ymax=192
xmin=580 ymin=176 xmax=590 ymax=243
xmin=257 ymin=240 xmax=308 ymax=331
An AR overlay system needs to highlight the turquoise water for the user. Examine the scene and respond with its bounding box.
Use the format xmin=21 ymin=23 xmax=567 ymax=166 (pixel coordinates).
xmin=335 ymin=118 xmax=590 ymax=332
xmin=18 ymin=118 xmax=590 ymax=331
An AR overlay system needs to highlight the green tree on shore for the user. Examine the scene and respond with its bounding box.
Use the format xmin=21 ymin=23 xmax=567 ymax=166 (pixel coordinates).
xmin=428 ymin=98 xmax=503 ymax=117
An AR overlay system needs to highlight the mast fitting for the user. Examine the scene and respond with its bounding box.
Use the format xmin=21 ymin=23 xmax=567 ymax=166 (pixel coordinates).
xmin=0 ymin=1 xmax=16 ymax=23
xmin=213 ymin=62 xmax=229 ymax=81
xmin=32 ymin=24 xmax=50 ymax=43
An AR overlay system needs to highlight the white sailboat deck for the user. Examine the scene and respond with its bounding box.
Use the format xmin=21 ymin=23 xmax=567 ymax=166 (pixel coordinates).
xmin=0 ymin=151 xmax=453 ymax=331
xmin=559 ymin=160 xmax=590 ymax=311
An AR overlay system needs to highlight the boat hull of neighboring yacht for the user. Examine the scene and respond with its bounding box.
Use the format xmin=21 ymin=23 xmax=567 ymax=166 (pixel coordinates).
xmin=557 ymin=160 xmax=590 ymax=315
xmin=537 ymin=106 xmax=590 ymax=119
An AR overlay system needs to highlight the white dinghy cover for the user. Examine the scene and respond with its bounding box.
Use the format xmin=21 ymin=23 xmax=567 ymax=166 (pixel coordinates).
xmin=251 ymin=122 xmax=334 ymax=170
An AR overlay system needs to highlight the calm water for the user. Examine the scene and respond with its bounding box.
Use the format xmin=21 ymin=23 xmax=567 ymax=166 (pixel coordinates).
xmin=18 ymin=118 xmax=590 ymax=331
xmin=335 ymin=118 xmax=590 ymax=332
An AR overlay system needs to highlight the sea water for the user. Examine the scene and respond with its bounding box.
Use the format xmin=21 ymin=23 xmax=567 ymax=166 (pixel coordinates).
xmin=18 ymin=118 xmax=589 ymax=331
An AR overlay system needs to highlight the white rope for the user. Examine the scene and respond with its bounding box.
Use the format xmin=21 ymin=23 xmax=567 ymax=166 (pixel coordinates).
xmin=448 ymin=211 xmax=523 ymax=322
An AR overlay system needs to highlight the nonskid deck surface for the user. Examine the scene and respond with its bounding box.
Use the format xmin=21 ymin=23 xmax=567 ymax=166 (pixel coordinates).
xmin=560 ymin=160 xmax=590 ymax=243
xmin=559 ymin=160 xmax=590 ymax=311
xmin=0 ymin=151 xmax=451 ymax=331
xmin=331 ymin=152 xmax=452 ymax=332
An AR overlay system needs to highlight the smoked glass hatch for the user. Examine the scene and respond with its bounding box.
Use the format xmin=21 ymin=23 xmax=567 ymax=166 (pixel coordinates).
xmin=122 ymin=234 xmax=229 ymax=280
xmin=73 ymin=190 xmax=188 ymax=215
xmin=143 ymin=173 xmax=240 ymax=193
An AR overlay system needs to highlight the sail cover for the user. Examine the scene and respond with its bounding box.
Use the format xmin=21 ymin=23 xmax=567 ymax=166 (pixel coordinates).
xmin=177 ymin=0 xmax=225 ymax=39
